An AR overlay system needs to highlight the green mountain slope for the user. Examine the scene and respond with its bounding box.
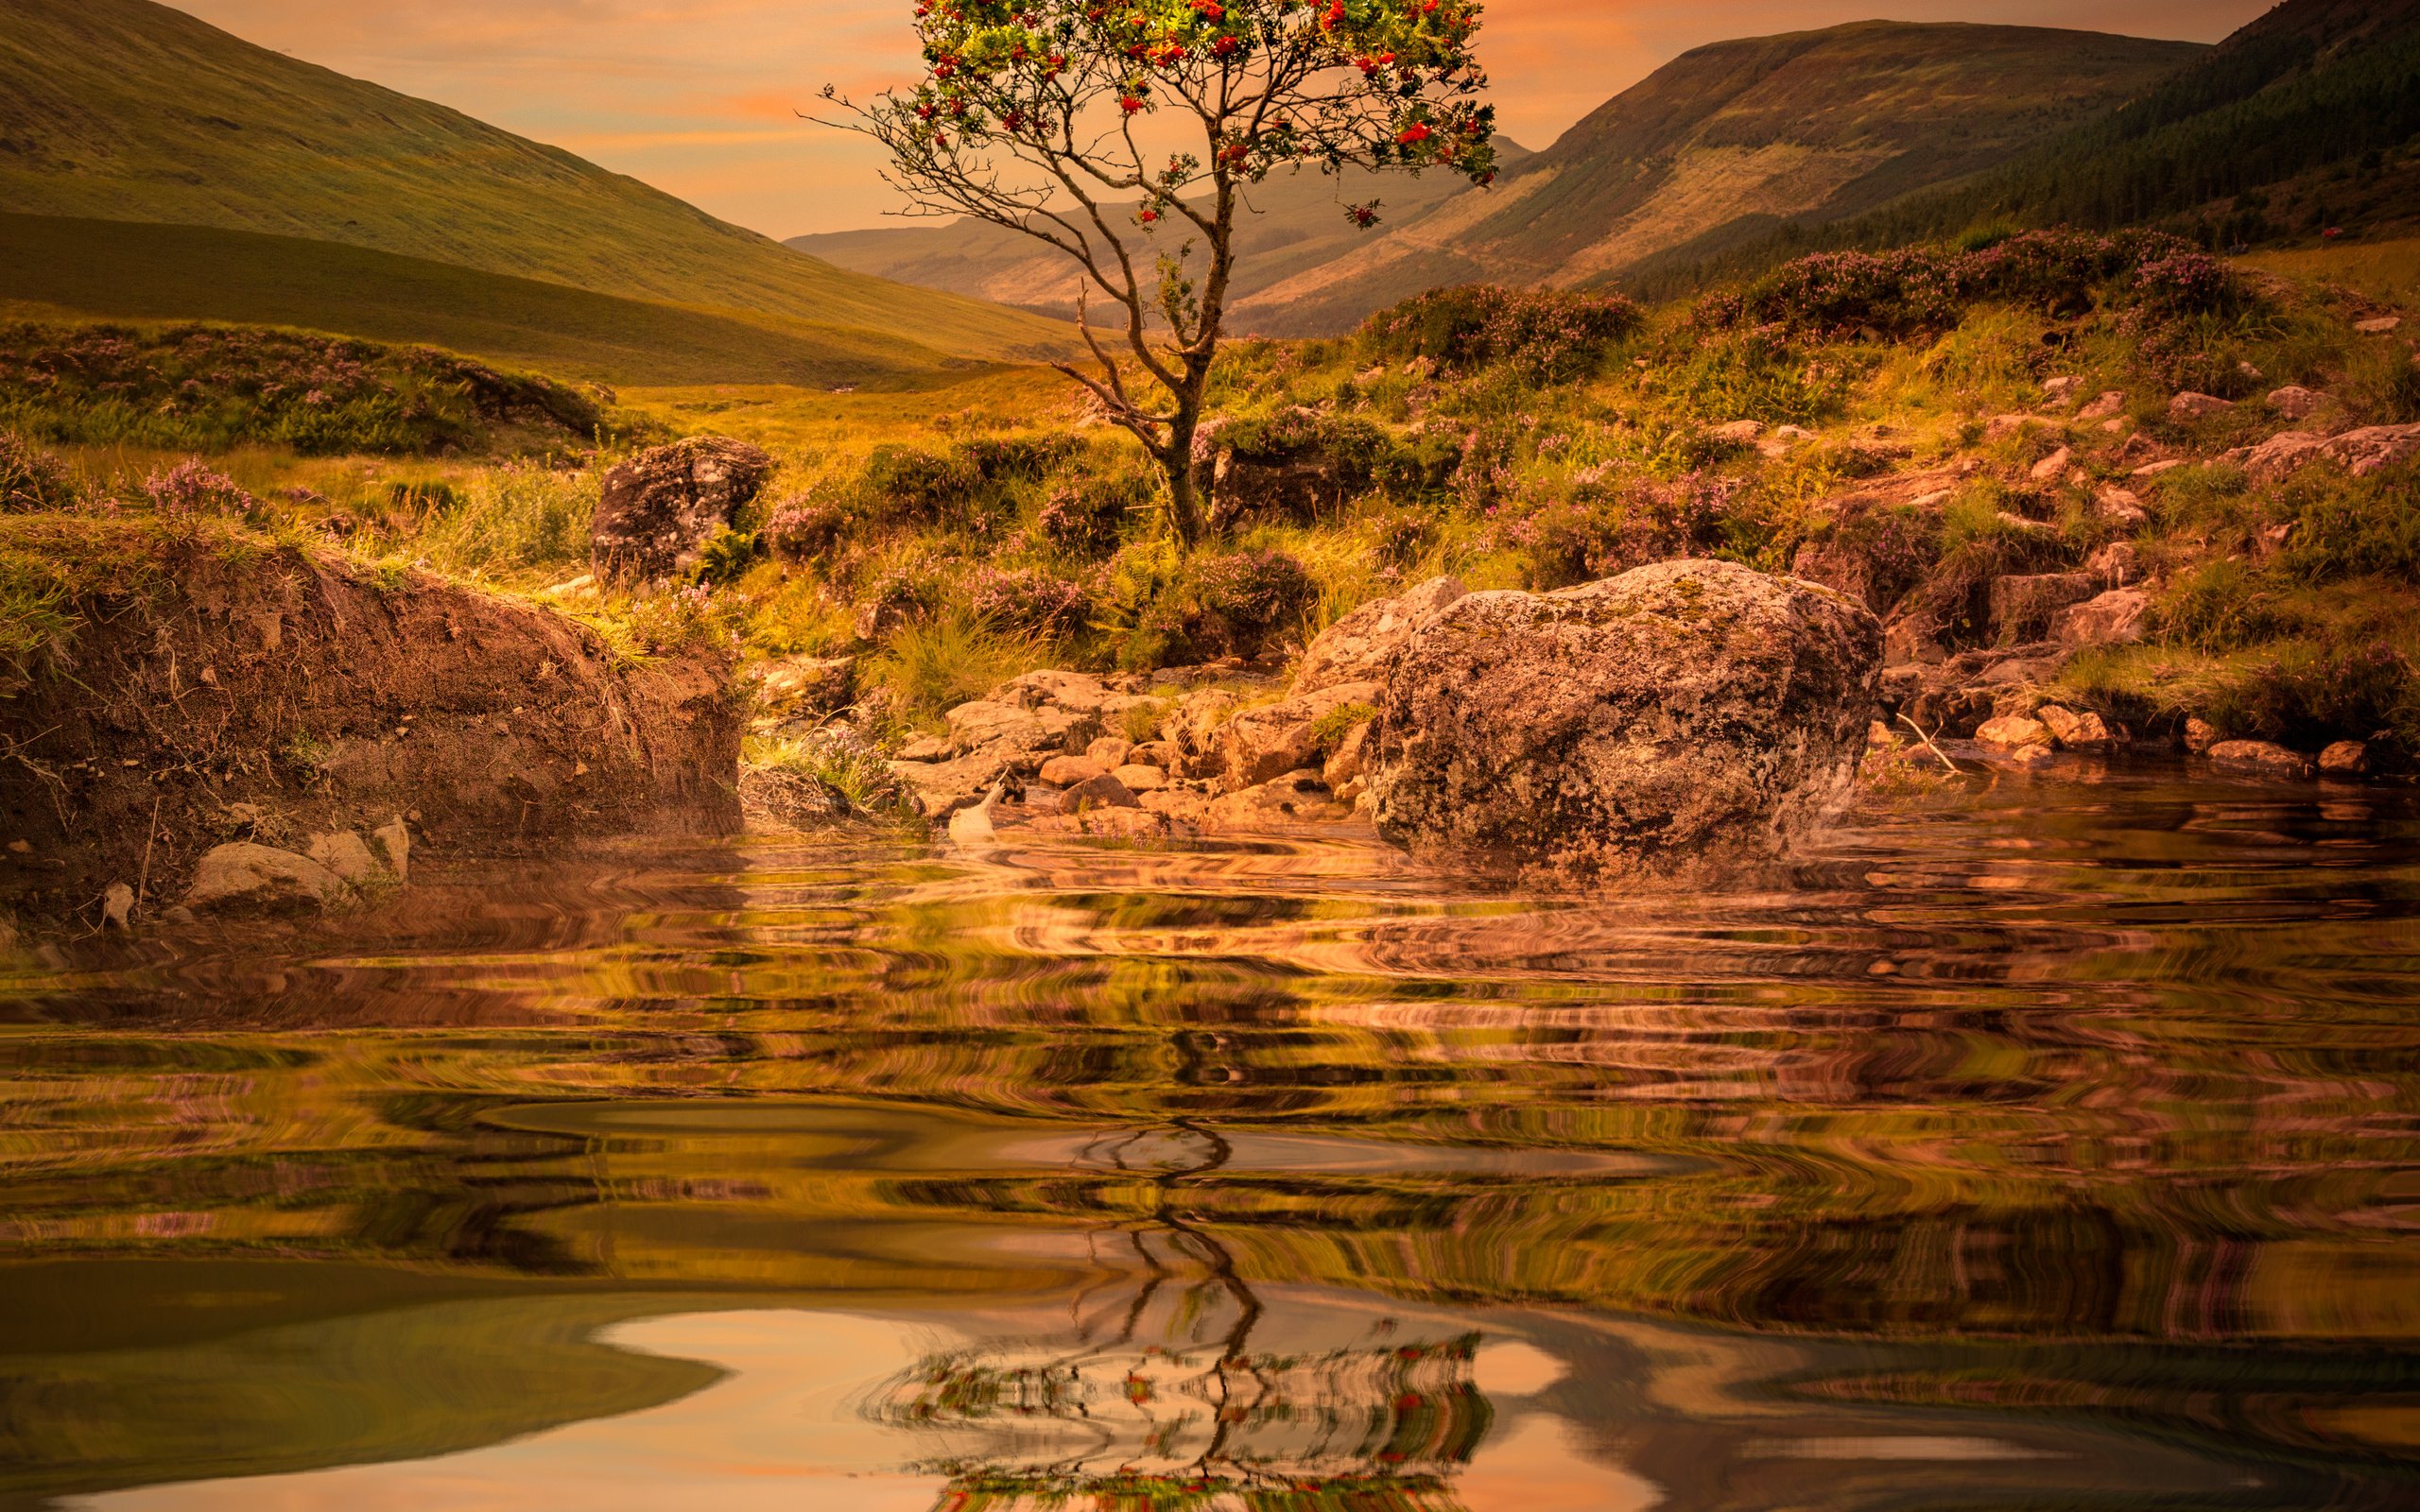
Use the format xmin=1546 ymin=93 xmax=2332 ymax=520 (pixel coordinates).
xmin=786 ymin=146 xmax=1530 ymax=324
xmin=1227 ymin=21 xmax=2204 ymax=335
xmin=1628 ymin=0 xmax=2420 ymax=294
xmin=0 ymin=214 xmax=973 ymax=389
xmin=0 ymin=0 xmax=1070 ymax=369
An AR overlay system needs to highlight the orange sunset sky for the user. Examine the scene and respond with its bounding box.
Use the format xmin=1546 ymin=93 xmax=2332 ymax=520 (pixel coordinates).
xmin=169 ymin=1 xmax=2277 ymax=236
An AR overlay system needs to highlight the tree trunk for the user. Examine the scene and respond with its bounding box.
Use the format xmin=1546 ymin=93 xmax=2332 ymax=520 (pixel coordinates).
xmin=1162 ymin=441 xmax=1206 ymax=550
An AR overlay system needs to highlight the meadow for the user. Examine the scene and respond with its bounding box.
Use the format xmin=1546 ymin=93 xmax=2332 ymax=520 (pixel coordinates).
xmin=7 ymin=230 xmax=2418 ymax=762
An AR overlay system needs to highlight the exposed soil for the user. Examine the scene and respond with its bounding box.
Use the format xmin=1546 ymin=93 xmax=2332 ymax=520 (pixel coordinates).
xmin=0 ymin=521 xmax=740 ymax=922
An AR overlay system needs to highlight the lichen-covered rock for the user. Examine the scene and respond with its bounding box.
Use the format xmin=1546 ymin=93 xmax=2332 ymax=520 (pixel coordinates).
xmin=591 ymin=436 xmax=773 ymax=585
xmin=2320 ymin=740 xmax=2372 ymax=777
xmin=1296 ymin=577 xmax=1465 ymax=693
xmin=1367 ymin=559 xmax=1881 ymax=883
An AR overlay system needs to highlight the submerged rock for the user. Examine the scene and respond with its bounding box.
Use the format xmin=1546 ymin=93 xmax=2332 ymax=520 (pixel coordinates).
xmin=1366 ymin=559 xmax=1882 ymax=883
xmin=2206 ymin=740 xmax=2312 ymax=777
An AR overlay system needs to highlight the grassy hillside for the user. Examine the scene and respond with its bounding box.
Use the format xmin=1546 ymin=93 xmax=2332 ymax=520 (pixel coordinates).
xmin=787 ymin=148 xmax=1530 ymax=328
xmin=1630 ymin=0 xmax=2420 ymax=296
xmin=0 ymin=0 xmax=1070 ymax=369
xmin=0 ymin=214 xmax=985 ymax=390
xmin=1230 ymin=22 xmax=2203 ymax=335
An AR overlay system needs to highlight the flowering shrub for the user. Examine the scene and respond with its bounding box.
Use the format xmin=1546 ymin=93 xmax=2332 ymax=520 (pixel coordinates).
xmin=1357 ymin=285 xmax=1642 ymax=382
xmin=963 ymin=564 xmax=1094 ymax=637
xmin=138 ymin=458 xmax=255 ymax=517
xmin=0 ymin=429 xmax=78 ymax=512
xmin=763 ymin=490 xmax=860 ymax=562
xmin=1033 ymin=475 xmax=1145 ymax=557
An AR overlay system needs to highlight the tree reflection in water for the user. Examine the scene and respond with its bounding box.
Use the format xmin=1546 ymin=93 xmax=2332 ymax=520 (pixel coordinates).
xmin=873 ymin=1121 xmax=1493 ymax=1510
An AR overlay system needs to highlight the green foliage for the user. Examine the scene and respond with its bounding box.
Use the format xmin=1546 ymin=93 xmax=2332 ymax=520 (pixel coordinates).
xmin=0 ymin=429 xmax=78 ymax=513
xmin=1098 ymin=540 xmax=1317 ymax=669
xmin=745 ymin=728 xmax=917 ymax=822
xmin=865 ymin=611 xmax=1052 ymax=728
xmin=412 ymin=465 xmax=598 ymax=577
xmin=2278 ymin=462 xmax=2420 ymax=585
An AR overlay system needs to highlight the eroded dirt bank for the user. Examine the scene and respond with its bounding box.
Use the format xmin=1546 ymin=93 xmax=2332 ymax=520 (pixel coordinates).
xmin=1 ymin=516 xmax=740 ymax=922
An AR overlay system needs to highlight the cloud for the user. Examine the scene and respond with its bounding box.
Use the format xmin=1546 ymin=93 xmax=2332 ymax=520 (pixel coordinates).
xmin=171 ymin=0 xmax=2275 ymax=236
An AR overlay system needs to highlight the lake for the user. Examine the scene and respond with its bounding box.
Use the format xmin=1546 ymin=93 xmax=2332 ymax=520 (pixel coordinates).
xmin=4 ymin=762 xmax=2416 ymax=1509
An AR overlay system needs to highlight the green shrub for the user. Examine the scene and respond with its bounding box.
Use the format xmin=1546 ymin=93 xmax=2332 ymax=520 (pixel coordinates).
xmin=2279 ymin=463 xmax=2420 ymax=584
xmin=0 ymin=429 xmax=78 ymax=513
xmin=866 ymin=611 xmax=1050 ymax=728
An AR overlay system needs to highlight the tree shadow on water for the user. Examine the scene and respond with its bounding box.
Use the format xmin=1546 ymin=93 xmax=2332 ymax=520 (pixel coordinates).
xmin=867 ymin=1119 xmax=1495 ymax=1510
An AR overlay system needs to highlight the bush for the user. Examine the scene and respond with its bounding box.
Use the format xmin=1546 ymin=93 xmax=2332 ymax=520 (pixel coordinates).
xmin=1102 ymin=541 xmax=1316 ymax=667
xmin=762 ymin=489 xmax=860 ymax=562
xmin=865 ymin=610 xmax=1049 ymax=726
xmin=414 ymin=463 xmax=596 ymax=575
xmin=963 ymin=563 xmax=1094 ymax=638
xmin=1034 ymin=474 xmax=1146 ymax=557
xmin=1357 ymin=285 xmax=1643 ymax=383
xmin=138 ymin=458 xmax=256 ymax=518
xmin=0 ymin=429 xmax=78 ymax=512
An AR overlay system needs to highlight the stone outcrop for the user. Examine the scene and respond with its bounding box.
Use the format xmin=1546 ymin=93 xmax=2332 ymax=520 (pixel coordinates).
xmin=591 ymin=436 xmax=774 ymax=584
xmin=2052 ymin=588 xmax=2152 ymax=647
xmin=2244 ymin=423 xmax=2420 ymax=484
xmin=887 ymin=670 xmax=1155 ymax=817
xmin=1295 ymin=576 xmax=1465 ymax=693
xmin=1365 ymin=559 xmax=1882 ymax=883
xmin=1219 ymin=681 xmax=1381 ymax=788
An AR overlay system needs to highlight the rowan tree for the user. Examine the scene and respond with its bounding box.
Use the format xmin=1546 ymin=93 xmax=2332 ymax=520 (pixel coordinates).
xmin=825 ymin=0 xmax=1498 ymax=546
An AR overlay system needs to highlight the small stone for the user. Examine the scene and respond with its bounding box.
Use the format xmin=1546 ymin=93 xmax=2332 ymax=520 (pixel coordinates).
xmin=372 ymin=817 xmax=411 ymax=883
xmin=2205 ymin=740 xmax=2312 ymax=777
xmin=1061 ymin=773 xmax=1141 ymax=812
xmin=1111 ymin=764 xmax=1170 ymax=792
xmin=2320 ymin=740 xmax=2372 ymax=777
xmin=2132 ymin=459 xmax=2186 ymax=478
xmin=1039 ymin=754 xmax=1108 ymax=787
xmin=2185 ymin=717 xmax=2220 ymax=754
xmin=2169 ymin=392 xmax=2235 ymax=421
xmin=2042 ymin=376 xmax=2083 ymax=402
xmin=6 ymin=839 xmax=29 ymax=855
xmin=896 ymin=737 xmax=949 ymax=764
xmin=2028 ymin=446 xmax=2073 ymax=482
xmin=306 ymin=830 xmax=386 ymax=885
xmin=2267 ymin=386 xmax=2322 ymax=420
xmin=1086 ymin=736 xmax=1136 ymax=768
xmin=185 ymin=843 xmax=350 ymax=914
xmin=2079 ymin=391 xmax=2128 ymax=421
xmin=1705 ymin=420 xmax=1764 ymax=446
xmin=1975 ymin=715 xmax=2052 ymax=751
xmin=2035 ymin=704 xmax=2112 ymax=749
xmin=102 ymin=883 xmax=136 ymax=930
xmin=2095 ymin=486 xmax=2148 ymax=524
xmin=2355 ymin=316 xmax=2403 ymax=335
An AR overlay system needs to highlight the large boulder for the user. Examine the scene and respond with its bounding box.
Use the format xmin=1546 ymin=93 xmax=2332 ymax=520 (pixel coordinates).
xmin=592 ymin=437 xmax=774 ymax=585
xmin=1366 ymin=559 xmax=1882 ymax=883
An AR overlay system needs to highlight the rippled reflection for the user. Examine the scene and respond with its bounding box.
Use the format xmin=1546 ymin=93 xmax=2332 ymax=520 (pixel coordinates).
xmin=2 ymin=765 xmax=2417 ymax=1507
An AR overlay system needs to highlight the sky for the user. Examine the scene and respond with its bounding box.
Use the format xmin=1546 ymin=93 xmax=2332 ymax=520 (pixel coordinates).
xmin=171 ymin=1 xmax=2278 ymax=239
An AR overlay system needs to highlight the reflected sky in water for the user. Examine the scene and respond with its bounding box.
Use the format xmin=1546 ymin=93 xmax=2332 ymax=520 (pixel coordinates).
xmin=2 ymin=764 xmax=2418 ymax=1508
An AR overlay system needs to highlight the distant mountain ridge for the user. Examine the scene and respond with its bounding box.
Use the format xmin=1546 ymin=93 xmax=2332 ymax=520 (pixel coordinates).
xmin=0 ymin=0 xmax=1071 ymax=374
xmin=787 ymin=146 xmax=1532 ymax=326
xmin=1226 ymin=21 xmax=2206 ymax=334
xmin=1630 ymin=0 xmax=2420 ymax=296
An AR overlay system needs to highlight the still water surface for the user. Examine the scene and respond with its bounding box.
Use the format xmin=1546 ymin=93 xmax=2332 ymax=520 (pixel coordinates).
xmin=3 ymin=765 xmax=2418 ymax=1509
